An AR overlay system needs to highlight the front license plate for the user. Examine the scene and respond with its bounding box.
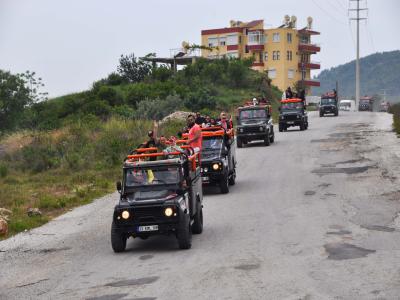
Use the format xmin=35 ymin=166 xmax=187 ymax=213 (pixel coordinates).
xmin=138 ymin=225 xmax=158 ymax=232
xmin=287 ymin=121 xmax=294 ymax=124
xmin=202 ymin=176 xmax=209 ymax=182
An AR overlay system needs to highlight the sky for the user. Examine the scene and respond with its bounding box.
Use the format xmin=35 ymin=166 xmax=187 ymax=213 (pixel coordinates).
xmin=1 ymin=0 xmax=399 ymax=98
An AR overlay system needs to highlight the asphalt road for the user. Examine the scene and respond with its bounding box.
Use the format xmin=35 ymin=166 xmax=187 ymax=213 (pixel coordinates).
xmin=1 ymin=111 xmax=400 ymax=300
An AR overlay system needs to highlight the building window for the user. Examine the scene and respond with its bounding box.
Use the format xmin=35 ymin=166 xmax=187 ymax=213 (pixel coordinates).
xmin=219 ymin=37 xmax=226 ymax=46
xmin=288 ymin=69 xmax=294 ymax=79
xmin=227 ymin=52 xmax=239 ymax=59
xmin=273 ymin=51 xmax=280 ymax=60
xmin=264 ymin=51 xmax=268 ymax=61
xmin=287 ymin=33 xmax=292 ymax=43
xmin=272 ymin=33 xmax=280 ymax=42
xmin=227 ymin=34 xmax=238 ymax=46
xmin=287 ymin=50 xmax=292 ymax=61
xmin=248 ymin=31 xmax=265 ymax=45
xmin=268 ymin=69 xmax=277 ymax=79
xmin=208 ymin=37 xmax=218 ymax=47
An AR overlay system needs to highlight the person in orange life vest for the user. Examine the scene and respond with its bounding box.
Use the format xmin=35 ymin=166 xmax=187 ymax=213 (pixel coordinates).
xmin=186 ymin=114 xmax=202 ymax=153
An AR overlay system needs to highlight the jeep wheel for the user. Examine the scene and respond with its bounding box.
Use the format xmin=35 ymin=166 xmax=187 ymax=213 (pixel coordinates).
xmin=192 ymin=201 xmax=203 ymax=234
xmin=269 ymin=129 xmax=275 ymax=143
xmin=177 ymin=213 xmax=192 ymax=249
xmin=263 ymin=134 xmax=270 ymax=146
xmin=111 ymin=221 xmax=127 ymax=253
xmin=279 ymin=124 xmax=283 ymax=132
xmin=320 ymin=112 xmax=324 ymax=117
xmin=220 ymin=174 xmax=229 ymax=194
xmin=300 ymin=123 xmax=305 ymax=131
xmin=228 ymin=168 xmax=236 ymax=186
xmin=236 ymin=138 xmax=243 ymax=148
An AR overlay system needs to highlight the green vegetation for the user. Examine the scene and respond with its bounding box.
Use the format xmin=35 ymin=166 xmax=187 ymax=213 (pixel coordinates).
xmin=389 ymin=103 xmax=400 ymax=135
xmin=0 ymin=54 xmax=281 ymax=238
xmin=314 ymin=50 xmax=400 ymax=98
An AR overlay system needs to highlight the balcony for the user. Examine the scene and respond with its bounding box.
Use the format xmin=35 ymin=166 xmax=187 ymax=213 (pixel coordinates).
xmin=252 ymin=62 xmax=264 ymax=67
xmin=303 ymin=79 xmax=320 ymax=87
xmin=298 ymin=43 xmax=320 ymax=53
xmin=298 ymin=61 xmax=320 ymax=70
xmin=247 ymin=44 xmax=264 ymax=51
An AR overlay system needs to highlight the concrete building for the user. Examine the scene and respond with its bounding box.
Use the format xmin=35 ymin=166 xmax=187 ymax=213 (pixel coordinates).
xmin=200 ymin=17 xmax=321 ymax=93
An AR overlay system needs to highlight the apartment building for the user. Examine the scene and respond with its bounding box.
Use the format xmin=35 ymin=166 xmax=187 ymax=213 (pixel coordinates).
xmin=200 ymin=17 xmax=320 ymax=93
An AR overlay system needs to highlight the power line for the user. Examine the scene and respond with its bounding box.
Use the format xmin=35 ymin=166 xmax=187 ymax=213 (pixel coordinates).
xmin=311 ymin=0 xmax=348 ymax=26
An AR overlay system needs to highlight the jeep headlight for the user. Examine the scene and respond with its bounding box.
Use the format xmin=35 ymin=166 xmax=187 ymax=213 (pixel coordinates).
xmin=297 ymin=115 xmax=300 ymax=119
xmin=259 ymin=126 xmax=264 ymax=131
xmin=121 ymin=210 xmax=130 ymax=219
xmin=212 ymin=163 xmax=220 ymax=170
xmin=280 ymin=116 xmax=284 ymax=120
xmin=164 ymin=207 xmax=173 ymax=217
xmin=239 ymin=128 xmax=243 ymax=133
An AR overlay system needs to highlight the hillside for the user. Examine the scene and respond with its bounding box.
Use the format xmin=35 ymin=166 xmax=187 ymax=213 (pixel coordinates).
xmin=313 ymin=50 xmax=400 ymax=99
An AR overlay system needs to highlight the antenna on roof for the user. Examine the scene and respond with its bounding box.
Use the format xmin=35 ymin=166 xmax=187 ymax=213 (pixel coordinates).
xmin=290 ymin=15 xmax=297 ymax=28
xmin=284 ymin=15 xmax=290 ymax=26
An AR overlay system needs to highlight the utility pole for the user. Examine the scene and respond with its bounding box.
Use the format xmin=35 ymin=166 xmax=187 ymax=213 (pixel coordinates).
xmin=349 ymin=0 xmax=368 ymax=111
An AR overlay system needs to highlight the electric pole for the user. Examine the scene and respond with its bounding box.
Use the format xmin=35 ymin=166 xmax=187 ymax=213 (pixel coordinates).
xmin=349 ymin=0 xmax=368 ymax=111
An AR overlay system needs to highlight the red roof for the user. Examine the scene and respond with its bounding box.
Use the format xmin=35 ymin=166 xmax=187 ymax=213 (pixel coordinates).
xmin=246 ymin=20 xmax=263 ymax=28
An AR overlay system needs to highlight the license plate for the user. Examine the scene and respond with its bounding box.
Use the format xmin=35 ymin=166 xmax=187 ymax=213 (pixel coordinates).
xmin=138 ymin=225 xmax=158 ymax=232
xmin=287 ymin=121 xmax=294 ymax=124
xmin=202 ymin=176 xmax=209 ymax=182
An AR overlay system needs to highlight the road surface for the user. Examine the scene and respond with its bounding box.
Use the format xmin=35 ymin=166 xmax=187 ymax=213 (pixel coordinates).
xmin=1 ymin=112 xmax=400 ymax=300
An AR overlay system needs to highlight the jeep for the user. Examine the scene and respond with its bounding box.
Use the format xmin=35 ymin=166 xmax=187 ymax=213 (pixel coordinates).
xmin=236 ymin=104 xmax=275 ymax=147
xmin=111 ymin=148 xmax=203 ymax=251
xmin=279 ymin=98 xmax=308 ymax=131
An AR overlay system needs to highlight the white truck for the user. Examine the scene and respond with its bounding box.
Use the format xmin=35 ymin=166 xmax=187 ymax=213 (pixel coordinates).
xmin=339 ymin=99 xmax=356 ymax=111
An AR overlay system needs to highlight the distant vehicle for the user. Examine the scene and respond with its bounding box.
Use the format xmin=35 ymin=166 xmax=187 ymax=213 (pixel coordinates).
xmin=235 ymin=99 xmax=275 ymax=147
xmin=320 ymin=91 xmax=339 ymax=117
xmin=339 ymin=99 xmax=356 ymax=111
xmin=279 ymin=98 xmax=308 ymax=131
xmin=197 ymin=127 xmax=236 ymax=194
xmin=379 ymin=101 xmax=390 ymax=112
xmin=112 ymin=147 xmax=203 ymax=251
xmin=359 ymin=96 xmax=374 ymax=111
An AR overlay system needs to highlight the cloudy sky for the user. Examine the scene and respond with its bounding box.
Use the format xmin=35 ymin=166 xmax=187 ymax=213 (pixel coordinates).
xmin=1 ymin=0 xmax=399 ymax=97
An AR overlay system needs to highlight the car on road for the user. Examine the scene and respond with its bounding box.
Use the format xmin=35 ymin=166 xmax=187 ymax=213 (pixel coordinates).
xmin=320 ymin=92 xmax=339 ymax=117
xmin=359 ymin=96 xmax=374 ymax=111
xmin=111 ymin=147 xmax=203 ymax=251
xmin=199 ymin=127 xmax=236 ymax=194
xmin=235 ymin=102 xmax=275 ymax=147
xmin=279 ymin=98 xmax=308 ymax=131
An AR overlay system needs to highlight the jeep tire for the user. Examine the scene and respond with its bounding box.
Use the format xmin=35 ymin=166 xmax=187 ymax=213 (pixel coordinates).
xmin=220 ymin=173 xmax=229 ymax=194
xmin=263 ymin=133 xmax=270 ymax=146
xmin=228 ymin=168 xmax=236 ymax=186
xmin=320 ymin=112 xmax=324 ymax=117
xmin=111 ymin=221 xmax=127 ymax=253
xmin=279 ymin=124 xmax=283 ymax=132
xmin=177 ymin=213 xmax=192 ymax=249
xmin=300 ymin=122 xmax=305 ymax=131
xmin=192 ymin=200 xmax=203 ymax=234
xmin=237 ymin=138 xmax=243 ymax=148
xmin=269 ymin=129 xmax=275 ymax=143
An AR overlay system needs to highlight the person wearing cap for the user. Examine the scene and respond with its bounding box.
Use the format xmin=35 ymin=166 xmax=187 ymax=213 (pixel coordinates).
xmin=195 ymin=112 xmax=206 ymax=126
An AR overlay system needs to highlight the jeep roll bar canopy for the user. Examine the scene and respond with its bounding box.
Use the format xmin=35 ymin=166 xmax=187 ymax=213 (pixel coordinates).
xmin=280 ymin=98 xmax=304 ymax=103
xmin=125 ymin=146 xmax=199 ymax=171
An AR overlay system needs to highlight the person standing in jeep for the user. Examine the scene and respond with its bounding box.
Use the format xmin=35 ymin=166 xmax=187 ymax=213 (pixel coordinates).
xmin=186 ymin=114 xmax=202 ymax=153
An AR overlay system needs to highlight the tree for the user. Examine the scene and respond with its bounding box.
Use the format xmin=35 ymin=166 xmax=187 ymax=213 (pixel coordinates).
xmin=0 ymin=70 xmax=31 ymax=131
xmin=19 ymin=70 xmax=48 ymax=102
xmin=117 ymin=53 xmax=153 ymax=83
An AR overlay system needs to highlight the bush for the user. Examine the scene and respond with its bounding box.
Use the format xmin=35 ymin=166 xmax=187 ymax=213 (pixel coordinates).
xmin=134 ymin=95 xmax=183 ymax=120
xmin=0 ymin=163 xmax=8 ymax=178
xmin=97 ymin=86 xmax=123 ymax=106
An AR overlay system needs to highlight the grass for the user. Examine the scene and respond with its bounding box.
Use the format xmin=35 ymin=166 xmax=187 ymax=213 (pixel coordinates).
xmin=389 ymin=103 xmax=400 ymax=136
xmin=0 ymin=117 xmax=184 ymax=239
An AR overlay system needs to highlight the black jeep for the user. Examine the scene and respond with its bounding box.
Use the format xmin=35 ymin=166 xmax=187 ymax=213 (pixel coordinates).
xmin=111 ymin=152 xmax=203 ymax=251
xmin=200 ymin=129 xmax=236 ymax=194
xmin=236 ymin=106 xmax=275 ymax=147
xmin=320 ymin=95 xmax=339 ymax=117
xmin=279 ymin=99 xmax=308 ymax=131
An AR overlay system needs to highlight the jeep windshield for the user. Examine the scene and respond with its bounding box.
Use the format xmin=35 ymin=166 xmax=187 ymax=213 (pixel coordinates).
xmin=281 ymin=102 xmax=304 ymax=111
xmin=239 ymin=109 xmax=266 ymax=119
xmin=321 ymin=98 xmax=336 ymax=105
xmin=124 ymin=166 xmax=180 ymax=187
xmin=201 ymin=137 xmax=223 ymax=160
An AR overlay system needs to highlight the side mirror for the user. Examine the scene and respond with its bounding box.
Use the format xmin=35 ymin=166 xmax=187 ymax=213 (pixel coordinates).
xmin=116 ymin=181 xmax=122 ymax=193
xmin=278 ymin=107 xmax=281 ymax=112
